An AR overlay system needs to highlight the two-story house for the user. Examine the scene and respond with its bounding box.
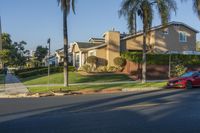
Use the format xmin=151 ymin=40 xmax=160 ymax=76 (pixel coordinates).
xmin=71 ymin=22 xmax=198 ymax=69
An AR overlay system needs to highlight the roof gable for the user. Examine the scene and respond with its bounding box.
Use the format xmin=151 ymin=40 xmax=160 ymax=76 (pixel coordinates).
xmin=122 ymin=21 xmax=198 ymax=40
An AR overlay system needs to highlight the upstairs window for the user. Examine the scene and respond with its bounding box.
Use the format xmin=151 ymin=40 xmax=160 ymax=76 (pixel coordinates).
xmin=88 ymin=50 xmax=96 ymax=56
xmin=179 ymin=32 xmax=187 ymax=43
xmin=162 ymin=28 xmax=169 ymax=35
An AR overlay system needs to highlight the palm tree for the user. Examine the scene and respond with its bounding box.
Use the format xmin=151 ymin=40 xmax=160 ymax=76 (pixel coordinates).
xmin=57 ymin=0 xmax=75 ymax=86
xmin=119 ymin=0 xmax=177 ymax=83
xmin=119 ymin=2 xmax=137 ymax=34
xmin=193 ymin=0 xmax=200 ymax=17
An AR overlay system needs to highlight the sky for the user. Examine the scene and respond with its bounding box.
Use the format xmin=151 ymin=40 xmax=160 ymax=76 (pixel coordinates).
xmin=1 ymin=0 xmax=200 ymax=52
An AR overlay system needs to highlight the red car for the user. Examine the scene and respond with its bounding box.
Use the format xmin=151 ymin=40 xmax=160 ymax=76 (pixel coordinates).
xmin=167 ymin=71 xmax=200 ymax=89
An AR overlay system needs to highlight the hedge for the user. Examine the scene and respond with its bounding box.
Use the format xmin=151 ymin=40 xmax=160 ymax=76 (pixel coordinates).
xmin=17 ymin=66 xmax=76 ymax=78
xmin=0 ymin=69 xmax=4 ymax=74
xmin=14 ymin=67 xmax=46 ymax=75
xmin=122 ymin=52 xmax=200 ymax=65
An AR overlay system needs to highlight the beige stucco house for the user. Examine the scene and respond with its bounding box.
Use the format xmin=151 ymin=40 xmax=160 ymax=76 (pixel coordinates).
xmin=71 ymin=22 xmax=198 ymax=69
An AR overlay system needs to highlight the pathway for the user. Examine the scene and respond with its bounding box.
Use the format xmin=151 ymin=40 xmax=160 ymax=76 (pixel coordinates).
xmin=4 ymin=73 xmax=28 ymax=95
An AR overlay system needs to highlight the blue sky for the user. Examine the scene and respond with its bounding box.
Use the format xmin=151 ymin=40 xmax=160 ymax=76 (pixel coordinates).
xmin=1 ymin=0 xmax=200 ymax=51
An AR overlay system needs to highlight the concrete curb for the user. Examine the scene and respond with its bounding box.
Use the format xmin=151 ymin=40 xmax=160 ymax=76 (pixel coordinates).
xmin=122 ymin=87 xmax=164 ymax=92
xmin=0 ymin=87 xmax=164 ymax=98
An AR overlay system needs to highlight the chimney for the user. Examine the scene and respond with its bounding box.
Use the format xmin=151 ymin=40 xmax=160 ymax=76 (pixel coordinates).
xmin=104 ymin=30 xmax=120 ymax=67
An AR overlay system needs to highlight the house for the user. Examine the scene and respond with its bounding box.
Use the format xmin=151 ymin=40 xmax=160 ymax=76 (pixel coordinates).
xmin=43 ymin=54 xmax=58 ymax=67
xmin=71 ymin=22 xmax=198 ymax=69
xmin=55 ymin=47 xmax=73 ymax=65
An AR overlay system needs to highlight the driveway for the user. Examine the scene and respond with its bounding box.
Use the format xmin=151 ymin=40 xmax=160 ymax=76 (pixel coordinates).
xmin=0 ymin=89 xmax=200 ymax=133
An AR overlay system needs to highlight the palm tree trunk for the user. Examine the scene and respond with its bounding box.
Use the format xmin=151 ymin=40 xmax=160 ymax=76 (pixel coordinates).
xmin=134 ymin=12 xmax=137 ymax=34
xmin=63 ymin=10 xmax=69 ymax=87
xmin=142 ymin=19 xmax=147 ymax=83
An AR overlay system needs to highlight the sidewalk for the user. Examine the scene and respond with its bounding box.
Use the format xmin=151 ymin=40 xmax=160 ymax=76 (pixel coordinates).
xmin=3 ymin=73 xmax=28 ymax=95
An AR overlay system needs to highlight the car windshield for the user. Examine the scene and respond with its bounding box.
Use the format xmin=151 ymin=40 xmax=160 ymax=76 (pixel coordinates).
xmin=181 ymin=72 xmax=196 ymax=78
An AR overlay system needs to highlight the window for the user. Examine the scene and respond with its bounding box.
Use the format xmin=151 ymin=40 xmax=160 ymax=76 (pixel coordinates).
xmin=75 ymin=54 xmax=80 ymax=67
xmin=162 ymin=28 xmax=169 ymax=35
xmin=88 ymin=50 xmax=96 ymax=56
xmin=179 ymin=32 xmax=187 ymax=43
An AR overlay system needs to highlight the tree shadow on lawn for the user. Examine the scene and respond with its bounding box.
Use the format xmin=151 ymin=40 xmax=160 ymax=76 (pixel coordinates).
xmin=72 ymin=74 xmax=133 ymax=83
xmin=0 ymin=89 xmax=197 ymax=133
xmin=21 ymin=72 xmax=132 ymax=85
xmin=19 ymin=74 xmax=48 ymax=83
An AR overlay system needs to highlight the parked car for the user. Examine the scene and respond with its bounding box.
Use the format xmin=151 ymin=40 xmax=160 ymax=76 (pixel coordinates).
xmin=167 ymin=71 xmax=200 ymax=89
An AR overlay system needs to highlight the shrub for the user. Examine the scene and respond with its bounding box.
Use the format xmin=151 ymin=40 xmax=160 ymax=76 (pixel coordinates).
xmin=87 ymin=56 xmax=98 ymax=64
xmin=121 ymin=52 xmax=200 ymax=65
xmin=17 ymin=66 xmax=76 ymax=78
xmin=114 ymin=57 xmax=126 ymax=67
xmin=108 ymin=66 xmax=118 ymax=72
xmin=0 ymin=69 xmax=4 ymax=74
xmin=171 ymin=61 xmax=187 ymax=77
xmin=86 ymin=56 xmax=98 ymax=71
xmin=14 ymin=67 xmax=46 ymax=75
xmin=81 ymin=64 xmax=92 ymax=73
xmin=96 ymin=66 xmax=108 ymax=72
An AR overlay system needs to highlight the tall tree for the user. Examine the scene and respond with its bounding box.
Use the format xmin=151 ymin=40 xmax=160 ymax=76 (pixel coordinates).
xmin=2 ymin=33 xmax=12 ymax=49
xmin=57 ymin=0 xmax=75 ymax=87
xmin=34 ymin=45 xmax=48 ymax=63
xmin=120 ymin=0 xmax=177 ymax=83
xmin=119 ymin=2 xmax=137 ymax=34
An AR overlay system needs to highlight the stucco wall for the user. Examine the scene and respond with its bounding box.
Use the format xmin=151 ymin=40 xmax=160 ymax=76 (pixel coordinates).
xmin=154 ymin=25 xmax=196 ymax=53
xmin=105 ymin=31 xmax=120 ymax=66
xmin=73 ymin=44 xmax=80 ymax=53
xmin=121 ymin=24 xmax=197 ymax=53
xmin=96 ymin=46 xmax=107 ymax=66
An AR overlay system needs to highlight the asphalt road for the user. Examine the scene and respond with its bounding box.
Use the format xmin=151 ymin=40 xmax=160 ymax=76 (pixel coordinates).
xmin=0 ymin=89 xmax=200 ymax=133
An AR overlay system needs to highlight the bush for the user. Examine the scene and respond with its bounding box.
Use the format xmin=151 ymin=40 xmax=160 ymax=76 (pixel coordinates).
xmin=14 ymin=67 xmax=46 ymax=75
xmin=0 ymin=69 xmax=4 ymax=74
xmin=96 ymin=66 xmax=108 ymax=72
xmin=87 ymin=56 xmax=98 ymax=65
xmin=17 ymin=66 xmax=76 ymax=78
xmin=86 ymin=56 xmax=98 ymax=71
xmin=81 ymin=64 xmax=92 ymax=73
xmin=171 ymin=60 xmax=187 ymax=77
xmin=114 ymin=57 xmax=126 ymax=67
xmin=108 ymin=66 xmax=119 ymax=72
xmin=122 ymin=52 xmax=200 ymax=65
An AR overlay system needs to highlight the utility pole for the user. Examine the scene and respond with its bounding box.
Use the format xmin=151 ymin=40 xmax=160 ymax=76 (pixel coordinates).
xmin=168 ymin=51 xmax=171 ymax=79
xmin=0 ymin=16 xmax=3 ymax=69
xmin=47 ymin=38 xmax=51 ymax=89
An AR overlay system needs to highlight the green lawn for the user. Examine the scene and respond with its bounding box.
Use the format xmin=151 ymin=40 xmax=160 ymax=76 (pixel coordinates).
xmin=28 ymin=82 xmax=167 ymax=93
xmin=20 ymin=72 xmax=132 ymax=85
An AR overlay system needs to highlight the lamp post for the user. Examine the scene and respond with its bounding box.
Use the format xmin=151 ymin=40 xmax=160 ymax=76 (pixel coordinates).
xmin=47 ymin=38 xmax=51 ymax=89
xmin=168 ymin=51 xmax=171 ymax=78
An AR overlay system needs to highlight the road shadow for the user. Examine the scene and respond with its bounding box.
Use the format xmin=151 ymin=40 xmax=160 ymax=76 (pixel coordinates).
xmin=1 ymin=89 xmax=200 ymax=133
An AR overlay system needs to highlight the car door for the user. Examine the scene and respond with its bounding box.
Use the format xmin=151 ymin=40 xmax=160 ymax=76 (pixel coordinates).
xmin=192 ymin=73 xmax=200 ymax=86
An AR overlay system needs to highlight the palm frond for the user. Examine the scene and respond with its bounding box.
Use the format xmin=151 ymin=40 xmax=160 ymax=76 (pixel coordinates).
xmin=57 ymin=0 xmax=75 ymax=15
xmin=193 ymin=0 xmax=200 ymax=18
xmin=156 ymin=0 xmax=177 ymax=25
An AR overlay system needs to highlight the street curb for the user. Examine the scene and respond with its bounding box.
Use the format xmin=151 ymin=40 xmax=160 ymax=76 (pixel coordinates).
xmin=0 ymin=87 xmax=165 ymax=98
xmin=122 ymin=87 xmax=164 ymax=92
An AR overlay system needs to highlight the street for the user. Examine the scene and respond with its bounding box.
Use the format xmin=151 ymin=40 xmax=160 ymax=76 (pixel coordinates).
xmin=0 ymin=89 xmax=200 ymax=133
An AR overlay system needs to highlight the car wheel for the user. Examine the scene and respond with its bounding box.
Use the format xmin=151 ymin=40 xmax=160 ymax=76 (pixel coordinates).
xmin=186 ymin=81 xmax=192 ymax=89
